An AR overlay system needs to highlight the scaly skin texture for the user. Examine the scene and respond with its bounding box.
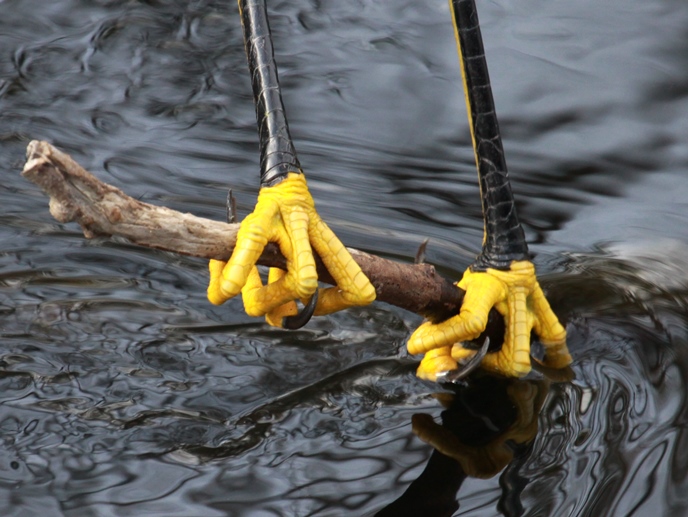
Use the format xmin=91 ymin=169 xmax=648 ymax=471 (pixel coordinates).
xmin=409 ymin=260 xmax=571 ymax=380
xmin=207 ymin=173 xmax=376 ymax=324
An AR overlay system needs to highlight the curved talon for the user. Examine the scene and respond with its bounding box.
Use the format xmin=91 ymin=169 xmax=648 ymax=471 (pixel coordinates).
xmin=436 ymin=337 xmax=490 ymax=384
xmin=408 ymin=0 xmax=573 ymax=381
xmin=282 ymin=289 xmax=319 ymax=330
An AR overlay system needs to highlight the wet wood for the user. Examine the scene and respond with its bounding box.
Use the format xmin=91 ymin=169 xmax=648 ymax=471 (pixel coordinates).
xmin=21 ymin=140 xmax=503 ymax=331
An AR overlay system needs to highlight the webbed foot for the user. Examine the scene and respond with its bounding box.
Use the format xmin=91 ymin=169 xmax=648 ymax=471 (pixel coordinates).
xmin=208 ymin=173 xmax=376 ymax=327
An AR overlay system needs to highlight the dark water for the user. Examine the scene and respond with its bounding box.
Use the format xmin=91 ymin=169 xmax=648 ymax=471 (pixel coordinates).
xmin=2 ymin=0 xmax=688 ymax=515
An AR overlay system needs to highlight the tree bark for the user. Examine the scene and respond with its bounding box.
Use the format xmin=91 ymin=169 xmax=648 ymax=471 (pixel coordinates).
xmin=21 ymin=140 xmax=503 ymax=333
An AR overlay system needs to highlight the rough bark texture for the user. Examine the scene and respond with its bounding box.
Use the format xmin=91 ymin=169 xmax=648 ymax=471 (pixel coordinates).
xmin=22 ymin=140 xmax=504 ymax=334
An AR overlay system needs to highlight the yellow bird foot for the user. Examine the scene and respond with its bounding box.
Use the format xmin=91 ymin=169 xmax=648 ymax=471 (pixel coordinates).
xmin=408 ymin=260 xmax=571 ymax=379
xmin=208 ymin=173 xmax=376 ymax=327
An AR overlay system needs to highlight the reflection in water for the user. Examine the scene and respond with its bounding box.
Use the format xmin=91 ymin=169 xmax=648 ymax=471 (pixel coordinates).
xmin=378 ymin=376 xmax=551 ymax=517
xmin=2 ymin=243 xmax=688 ymax=514
xmin=2 ymin=0 xmax=688 ymax=514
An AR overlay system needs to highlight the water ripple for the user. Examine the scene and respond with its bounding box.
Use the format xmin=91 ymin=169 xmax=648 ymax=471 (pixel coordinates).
xmin=2 ymin=0 xmax=688 ymax=514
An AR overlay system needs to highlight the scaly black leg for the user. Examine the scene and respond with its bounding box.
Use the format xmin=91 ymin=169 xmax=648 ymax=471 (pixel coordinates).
xmin=207 ymin=0 xmax=375 ymax=328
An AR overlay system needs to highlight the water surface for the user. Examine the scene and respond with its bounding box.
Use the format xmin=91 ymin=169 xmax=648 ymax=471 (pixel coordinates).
xmin=1 ymin=0 xmax=688 ymax=515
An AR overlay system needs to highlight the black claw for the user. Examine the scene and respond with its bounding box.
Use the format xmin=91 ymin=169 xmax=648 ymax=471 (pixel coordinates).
xmin=436 ymin=336 xmax=490 ymax=384
xmin=226 ymin=189 xmax=238 ymax=224
xmin=282 ymin=289 xmax=319 ymax=330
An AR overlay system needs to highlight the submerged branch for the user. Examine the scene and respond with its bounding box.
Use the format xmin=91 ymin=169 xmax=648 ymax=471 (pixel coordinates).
xmin=21 ymin=140 xmax=499 ymax=327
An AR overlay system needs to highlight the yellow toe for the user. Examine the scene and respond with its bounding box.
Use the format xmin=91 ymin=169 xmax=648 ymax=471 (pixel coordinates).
xmin=416 ymin=347 xmax=458 ymax=382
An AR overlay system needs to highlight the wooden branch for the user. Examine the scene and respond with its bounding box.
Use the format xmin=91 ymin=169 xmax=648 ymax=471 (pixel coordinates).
xmin=22 ymin=140 xmax=502 ymax=332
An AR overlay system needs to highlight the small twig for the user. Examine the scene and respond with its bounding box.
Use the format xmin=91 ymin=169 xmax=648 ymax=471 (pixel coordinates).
xmin=415 ymin=238 xmax=429 ymax=264
xmin=226 ymin=189 xmax=237 ymax=224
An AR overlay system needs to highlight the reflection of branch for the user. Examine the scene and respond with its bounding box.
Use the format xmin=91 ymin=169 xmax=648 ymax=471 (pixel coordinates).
xmin=21 ymin=140 xmax=500 ymax=325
